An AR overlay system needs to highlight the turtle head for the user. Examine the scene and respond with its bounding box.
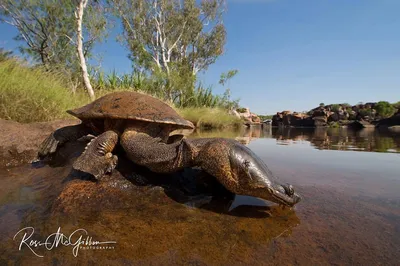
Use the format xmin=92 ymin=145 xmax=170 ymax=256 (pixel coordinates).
xmin=229 ymin=143 xmax=302 ymax=207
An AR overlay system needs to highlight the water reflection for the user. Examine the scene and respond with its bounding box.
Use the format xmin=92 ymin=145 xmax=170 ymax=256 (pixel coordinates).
xmin=192 ymin=126 xmax=400 ymax=153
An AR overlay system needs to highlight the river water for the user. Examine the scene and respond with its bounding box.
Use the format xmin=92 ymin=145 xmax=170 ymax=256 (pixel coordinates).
xmin=0 ymin=126 xmax=399 ymax=265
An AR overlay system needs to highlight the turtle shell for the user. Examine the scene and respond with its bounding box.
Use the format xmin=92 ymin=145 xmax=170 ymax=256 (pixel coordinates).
xmin=67 ymin=91 xmax=194 ymax=129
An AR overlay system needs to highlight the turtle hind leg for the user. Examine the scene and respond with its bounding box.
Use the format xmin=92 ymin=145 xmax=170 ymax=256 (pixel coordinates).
xmin=38 ymin=124 xmax=92 ymax=158
xmin=73 ymin=131 xmax=119 ymax=179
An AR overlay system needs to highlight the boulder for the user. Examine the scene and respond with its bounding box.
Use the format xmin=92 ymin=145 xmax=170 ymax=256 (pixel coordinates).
xmin=313 ymin=116 xmax=328 ymax=127
xmin=376 ymin=112 xmax=400 ymax=128
xmin=229 ymin=109 xmax=241 ymax=119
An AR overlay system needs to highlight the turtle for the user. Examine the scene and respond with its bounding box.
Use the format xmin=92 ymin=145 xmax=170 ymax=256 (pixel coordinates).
xmin=38 ymin=91 xmax=301 ymax=207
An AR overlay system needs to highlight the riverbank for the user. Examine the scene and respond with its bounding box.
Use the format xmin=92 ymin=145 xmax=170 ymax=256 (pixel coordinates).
xmin=0 ymin=60 xmax=241 ymax=129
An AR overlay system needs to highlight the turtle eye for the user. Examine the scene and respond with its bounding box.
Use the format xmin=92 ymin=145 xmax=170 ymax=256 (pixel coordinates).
xmin=288 ymin=186 xmax=294 ymax=196
xmin=284 ymin=184 xmax=294 ymax=196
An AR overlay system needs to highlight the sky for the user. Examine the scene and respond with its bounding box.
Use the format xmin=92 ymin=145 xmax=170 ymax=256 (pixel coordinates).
xmin=1 ymin=0 xmax=400 ymax=115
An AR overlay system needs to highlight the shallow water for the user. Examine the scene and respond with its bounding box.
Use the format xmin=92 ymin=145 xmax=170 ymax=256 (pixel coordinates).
xmin=0 ymin=126 xmax=399 ymax=265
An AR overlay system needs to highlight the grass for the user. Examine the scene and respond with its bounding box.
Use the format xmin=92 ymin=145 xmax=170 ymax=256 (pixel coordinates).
xmin=0 ymin=59 xmax=243 ymax=129
xmin=178 ymin=107 xmax=242 ymax=129
xmin=0 ymin=59 xmax=90 ymax=122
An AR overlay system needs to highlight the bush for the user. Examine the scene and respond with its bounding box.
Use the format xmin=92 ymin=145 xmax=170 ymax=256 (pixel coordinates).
xmin=331 ymin=104 xmax=341 ymax=112
xmin=375 ymin=101 xmax=395 ymax=118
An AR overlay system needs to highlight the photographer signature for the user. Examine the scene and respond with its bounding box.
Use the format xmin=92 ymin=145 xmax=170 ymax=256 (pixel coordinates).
xmin=13 ymin=227 xmax=116 ymax=257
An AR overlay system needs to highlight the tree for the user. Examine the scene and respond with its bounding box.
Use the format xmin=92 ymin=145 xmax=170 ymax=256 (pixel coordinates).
xmin=375 ymin=101 xmax=395 ymax=118
xmin=0 ymin=0 xmax=108 ymax=98
xmin=0 ymin=0 xmax=76 ymax=68
xmin=111 ymin=0 xmax=226 ymax=101
xmin=75 ymin=0 xmax=95 ymax=100
xmin=219 ymin=69 xmax=238 ymax=86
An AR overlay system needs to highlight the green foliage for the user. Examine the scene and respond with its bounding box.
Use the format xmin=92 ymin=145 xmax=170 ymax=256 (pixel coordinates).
xmin=112 ymin=0 xmax=226 ymax=101
xmin=0 ymin=59 xmax=241 ymax=128
xmin=258 ymin=115 xmax=273 ymax=121
xmin=0 ymin=0 xmax=108 ymax=73
xmin=219 ymin=69 xmax=238 ymax=86
xmin=329 ymin=122 xmax=340 ymax=128
xmin=178 ymin=107 xmax=242 ymax=129
xmin=236 ymin=108 xmax=247 ymax=113
xmin=0 ymin=59 xmax=90 ymax=122
xmin=346 ymin=108 xmax=356 ymax=120
xmin=358 ymin=109 xmax=372 ymax=117
xmin=319 ymin=103 xmax=325 ymax=107
xmin=331 ymin=104 xmax=341 ymax=112
xmin=375 ymin=101 xmax=395 ymax=118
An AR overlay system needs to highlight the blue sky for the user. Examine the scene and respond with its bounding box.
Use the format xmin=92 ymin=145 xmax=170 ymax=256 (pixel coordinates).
xmin=1 ymin=0 xmax=400 ymax=114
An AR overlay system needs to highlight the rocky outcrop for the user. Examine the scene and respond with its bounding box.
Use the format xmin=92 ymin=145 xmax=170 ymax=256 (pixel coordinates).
xmin=271 ymin=103 xmax=399 ymax=128
xmin=236 ymin=108 xmax=261 ymax=124
xmin=271 ymin=111 xmax=323 ymax=127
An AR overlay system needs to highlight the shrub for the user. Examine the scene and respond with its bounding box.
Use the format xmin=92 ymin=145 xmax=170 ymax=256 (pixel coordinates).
xmin=375 ymin=101 xmax=395 ymax=118
xmin=331 ymin=104 xmax=341 ymax=112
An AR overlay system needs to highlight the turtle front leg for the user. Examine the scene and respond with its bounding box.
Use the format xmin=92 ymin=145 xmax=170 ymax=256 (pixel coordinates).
xmin=38 ymin=124 xmax=92 ymax=158
xmin=73 ymin=131 xmax=118 ymax=179
xmin=120 ymin=130 xmax=192 ymax=172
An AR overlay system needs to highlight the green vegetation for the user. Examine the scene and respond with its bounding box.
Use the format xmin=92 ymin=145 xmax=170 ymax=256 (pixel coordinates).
xmin=1 ymin=0 xmax=235 ymax=106
xmin=178 ymin=107 xmax=242 ymax=129
xmin=0 ymin=48 xmax=13 ymax=62
xmin=0 ymin=59 xmax=89 ymax=122
xmin=0 ymin=0 xmax=244 ymax=128
xmin=258 ymin=115 xmax=273 ymax=121
xmin=330 ymin=104 xmax=341 ymax=112
xmin=375 ymin=101 xmax=395 ymax=118
xmin=0 ymin=59 xmax=242 ymax=128
xmin=112 ymin=0 xmax=227 ymax=103
xmin=329 ymin=122 xmax=340 ymax=128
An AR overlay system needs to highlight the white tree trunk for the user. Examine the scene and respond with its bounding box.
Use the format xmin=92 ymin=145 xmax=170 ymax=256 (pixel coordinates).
xmin=75 ymin=0 xmax=95 ymax=101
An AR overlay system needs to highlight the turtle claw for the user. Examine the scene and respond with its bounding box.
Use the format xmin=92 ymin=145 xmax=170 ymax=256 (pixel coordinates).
xmin=72 ymin=131 xmax=118 ymax=180
xmin=38 ymin=124 xmax=92 ymax=159
xmin=105 ymin=153 xmax=118 ymax=174
xmin=38 ymin=133 xmax=60 ymax=158
xmin=77 ymin=134 xmax=96 ymax=142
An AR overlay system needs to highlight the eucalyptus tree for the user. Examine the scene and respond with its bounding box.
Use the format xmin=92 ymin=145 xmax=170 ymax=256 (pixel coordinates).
xmin=0 ymin=0 xmax=108 ymax=99
xmin=112 ymin=0 xmax=227 ymax=102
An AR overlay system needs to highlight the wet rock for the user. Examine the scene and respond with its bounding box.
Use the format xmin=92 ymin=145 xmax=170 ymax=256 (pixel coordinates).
xmin=51 ymin=176 xmax=137 ymax=215
xmin=0 ymin=119 xmax=79 ymax=167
